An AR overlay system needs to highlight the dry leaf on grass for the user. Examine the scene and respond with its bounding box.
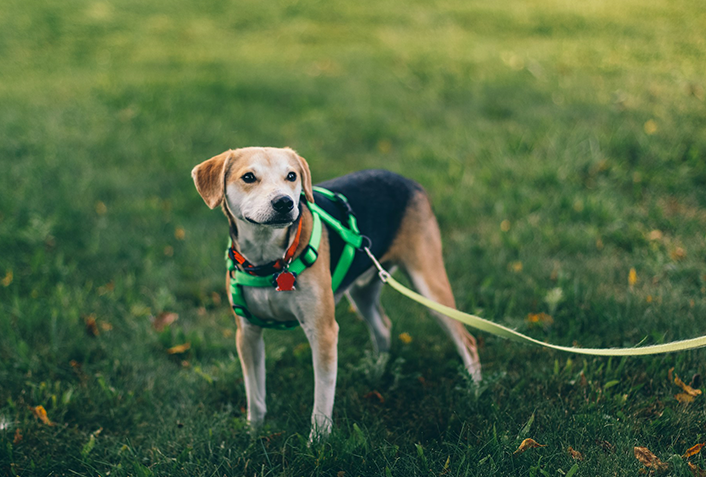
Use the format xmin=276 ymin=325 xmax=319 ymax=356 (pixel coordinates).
xmin=84 ymin=315 xmax=99 ymax=337
xmin=31 ymin=405 xmax=54 ymax=426
xmin=513 ymin=438 xmax=545 ymax=454
xmin=527 ymin=313 xmax=554 ymax=326
xmin=688 ymin=462 xmax=706 ymax=476
xmin=648 ymin=230 xmax=663 ymax=241
xmin=167 ymin=342 xmax=191 ymax=354
xmin=634 ymin=446 xmax=668 ymax=471
xmin=629 ymin=268 xmax=638 ymax=287
xmin=596 ymin=439 xmax=615 ymax=453
xmin=675 ymin=375 xmax=702 ymax=397
xmin=363 ymin=390 xmax=385 ymax=403
xmin=1 ymin=270 xmax=12 ymax=287
xmin=676 ymin=393 xmax=696 ymax=404
xmin=13 ymin=428 xmax=22 ymax=444
xmin=683 ymin=443 xmax=706 ymax=459
xmin=567 ymin=446 xmax=583 ymax=460
xmin=152 ymin=312 xmax=178 ymax=332
xmin=672 ymin=371 xmax=702 ymax=404
xmin=398 ymin=332 xmax=412 ymax=344
xmin=670 ymin=247 xmax=687 ymax=261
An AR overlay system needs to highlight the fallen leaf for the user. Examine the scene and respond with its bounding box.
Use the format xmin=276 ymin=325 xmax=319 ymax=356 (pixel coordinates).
xmin=676 ymin=393 xmax=696 ymax=404
xmin=398 ymin=332 xmax=412 ymax=344
xmin=377 ymin=139 xmax=392 ymax=154
xmin=648 ymin=230 xmax=663 ymax=241
xmin=567 ymin=446 xmax=583 ymax=460
xmin=527 ymin=313 xmax=554 ymax=326
xmin=634 ymin=446 xmax=668 ymax=471
xmin=644 ymin=119 xmax=658 ymax=135
xmin=100 ymin=322 xmax=113 ymax=331
xmin=500 ymin=220 xmax=511 ymax=232
xmin=596 ymin=439 xmax=615 ymax=453
xmin=363 ymin=390 xmax=385 ymax=403
xmin=175 ymin=227 xmax=186 ymax=240
xmin=510 ymin=261 xmax=523 ymax=273
xmin=31 ymin=405 xmax=54 ymax=426
xmin=629 ymin=268 xmax=638 ymax=287
xmin=84 ymin=315 xmax=99 ymax=337
xmin=167 ymin=342 xmax=191 ymax=354
xmin=675 ymin=374 xmax=702 ymax=397
xmin=13 ymin=428 xmax=22 ymax=444
xmin=1 ymin=270 xmax=12 ymax=287
xmin=514 ymin=438 xmax=545 ymax=454
xmin=97 ymin=281 xmax=114 ymax=295
xmin=152 ymin=312 xmax=178 ymax=332
xmin=670 ymin=247 xmax=687 ymax=261
xmin=668 ymin=367 xmax=674 ymax=383
xmin=683 ymin=443 xmax=706 ymax=459
xmin=95 ymin=201 xmax=108 ymax=215
xmin=689 ymin=462 xmax=706 ymax=476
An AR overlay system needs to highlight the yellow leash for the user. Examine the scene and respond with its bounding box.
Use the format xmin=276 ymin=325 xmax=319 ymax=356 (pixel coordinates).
xmin=363 ymin=248 xmax=706 ymax=356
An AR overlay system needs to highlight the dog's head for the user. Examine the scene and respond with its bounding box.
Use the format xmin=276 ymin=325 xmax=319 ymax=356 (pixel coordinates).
xmin=191 ymin=147 xmax=314 ymax=228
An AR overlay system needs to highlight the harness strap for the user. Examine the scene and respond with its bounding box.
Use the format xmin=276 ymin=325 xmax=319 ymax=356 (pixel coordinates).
xmin=226 ymin=188 xmax=362 ymax=329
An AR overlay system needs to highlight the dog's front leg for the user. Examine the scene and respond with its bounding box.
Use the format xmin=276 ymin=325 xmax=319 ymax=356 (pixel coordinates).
xmin=235 ymin=317 xmax=267 ymax=430
xmin=300 ymin=298 xmax=339 ymax=441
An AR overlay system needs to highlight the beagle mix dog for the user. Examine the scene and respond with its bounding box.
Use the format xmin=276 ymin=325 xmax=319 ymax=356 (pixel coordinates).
xmin=191 ymin=146 xmax=481 ymax=439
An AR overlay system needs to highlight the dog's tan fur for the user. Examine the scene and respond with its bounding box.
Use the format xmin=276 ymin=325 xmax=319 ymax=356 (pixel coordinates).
xmin=192 ymin=147 xmax=481 ymax=439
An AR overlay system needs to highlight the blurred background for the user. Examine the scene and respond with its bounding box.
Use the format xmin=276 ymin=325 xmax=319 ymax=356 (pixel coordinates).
xmin=1 ymin=0 xmax=705 ymax=475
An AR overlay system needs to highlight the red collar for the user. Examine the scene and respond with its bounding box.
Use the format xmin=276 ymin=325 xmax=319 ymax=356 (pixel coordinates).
xmin=228 ymin=217 xmax=303 ymax=276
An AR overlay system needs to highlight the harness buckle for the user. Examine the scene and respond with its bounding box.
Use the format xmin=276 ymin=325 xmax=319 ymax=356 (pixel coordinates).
xmin=300 ymin=244 xmax=319 ymax=267
xmin=233 ymin=305 xmax=252 ymax=319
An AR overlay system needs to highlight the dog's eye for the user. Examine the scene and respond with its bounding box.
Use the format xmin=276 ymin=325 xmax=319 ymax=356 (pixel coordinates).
xmin=241 ymin=173 xmax=256 ymax=183
xmin=286 ymin=172 xmax=297 ymax=182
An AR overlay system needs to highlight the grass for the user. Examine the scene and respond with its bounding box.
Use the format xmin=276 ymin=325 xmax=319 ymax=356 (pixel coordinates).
xmin=1 ymin=0 xmax=706 ymax=475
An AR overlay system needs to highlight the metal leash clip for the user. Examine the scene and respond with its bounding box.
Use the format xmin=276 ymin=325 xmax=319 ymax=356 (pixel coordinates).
xmin=363 ymin=247 xmax=390 ymax=283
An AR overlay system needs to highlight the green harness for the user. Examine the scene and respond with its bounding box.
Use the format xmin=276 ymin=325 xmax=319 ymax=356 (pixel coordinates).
xmin=226 ymin=187 xmax=364 ymax=330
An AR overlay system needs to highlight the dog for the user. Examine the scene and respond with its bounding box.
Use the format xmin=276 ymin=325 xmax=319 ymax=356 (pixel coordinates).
xmin=191 ymin=146 xmax=481 ymax=439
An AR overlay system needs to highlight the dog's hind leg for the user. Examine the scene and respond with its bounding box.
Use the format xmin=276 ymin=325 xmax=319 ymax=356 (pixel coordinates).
xmin=389 ymin=192 xmax=482 ymax=382
xmin=347 ymin=269 xmax=393 ymax=354
xmin=405 ymin=265 xmax=482 ymax=382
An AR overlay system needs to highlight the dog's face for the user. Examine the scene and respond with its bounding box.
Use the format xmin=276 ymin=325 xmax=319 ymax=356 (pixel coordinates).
xmin=191 ymin=147 xmax=314 ymax=227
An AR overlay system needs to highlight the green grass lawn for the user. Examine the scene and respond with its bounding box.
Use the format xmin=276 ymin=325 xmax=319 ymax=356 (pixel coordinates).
xmin=2 ymin=0 xmax=706 ymax=475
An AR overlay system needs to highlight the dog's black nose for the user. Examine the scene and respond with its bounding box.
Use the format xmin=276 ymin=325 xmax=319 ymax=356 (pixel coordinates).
xmin=272 ymin=195 xmax=294 ymax=213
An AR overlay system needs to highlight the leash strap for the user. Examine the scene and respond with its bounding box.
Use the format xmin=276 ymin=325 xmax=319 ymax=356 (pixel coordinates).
xmin=363 ymin=248 xmax=706 ymax=356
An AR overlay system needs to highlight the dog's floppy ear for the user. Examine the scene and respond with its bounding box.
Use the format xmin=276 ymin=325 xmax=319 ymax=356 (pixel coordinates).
xmin=295 ymin=153 xmax=315 ymax=203
xmin=191 ymin=150 xmax=233 ymax=209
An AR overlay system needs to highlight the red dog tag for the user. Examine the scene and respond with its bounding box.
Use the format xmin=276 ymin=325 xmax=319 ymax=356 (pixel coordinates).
xmin=275 ymin=271 xmax=296 ymax=291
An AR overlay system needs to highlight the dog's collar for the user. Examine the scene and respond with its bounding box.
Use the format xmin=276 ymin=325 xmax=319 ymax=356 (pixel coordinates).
xmin=227 ymin=213 xmax=304 ymax=277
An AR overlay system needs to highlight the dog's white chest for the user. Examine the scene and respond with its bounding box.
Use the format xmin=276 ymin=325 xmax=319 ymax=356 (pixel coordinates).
xmin=240 ymin=276 xmax=322 ymax=324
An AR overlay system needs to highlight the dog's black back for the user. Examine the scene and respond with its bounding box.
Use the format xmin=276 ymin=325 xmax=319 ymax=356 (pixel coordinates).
xmin=313 ymin=169 xmax=423 ymax=291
